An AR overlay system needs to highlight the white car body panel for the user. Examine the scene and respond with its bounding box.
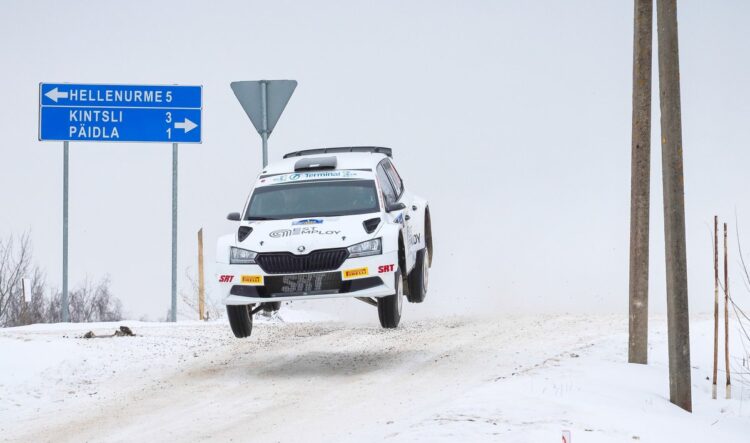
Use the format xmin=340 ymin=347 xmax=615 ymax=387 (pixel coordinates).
xmin=216 ymin=151 xmax=429 ymax=306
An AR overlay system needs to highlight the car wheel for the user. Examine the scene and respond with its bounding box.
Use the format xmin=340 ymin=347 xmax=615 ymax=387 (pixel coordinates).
xmin=378 ymin=269 xmax=403 ymax=328
xmin=226 ymin=304 xmax=253 ymax=338
xmin=407 ymin=247 xmax=429 ymax=303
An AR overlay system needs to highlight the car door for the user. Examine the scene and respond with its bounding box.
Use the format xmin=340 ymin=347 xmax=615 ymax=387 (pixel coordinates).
xmin=377 ymin=159 xmax=416 ymax=273
xmin=382 ymin=159 xmax=419 ymax=269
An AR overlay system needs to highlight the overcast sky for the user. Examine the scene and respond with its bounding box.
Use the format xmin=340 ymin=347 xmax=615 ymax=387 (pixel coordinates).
xmin=1 ymin=0 xmax=748 ymax=320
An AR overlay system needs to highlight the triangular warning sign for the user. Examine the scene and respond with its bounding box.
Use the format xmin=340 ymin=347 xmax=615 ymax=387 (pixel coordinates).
xmin=230 ymin=80 xmax=297 ymax=137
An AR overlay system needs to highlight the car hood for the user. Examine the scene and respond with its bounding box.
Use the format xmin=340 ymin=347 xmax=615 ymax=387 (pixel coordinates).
xmin=236 ymin=213 xmax=382 ymax=253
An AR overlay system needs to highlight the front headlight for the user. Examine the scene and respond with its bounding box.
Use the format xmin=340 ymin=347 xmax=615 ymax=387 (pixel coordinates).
xmin=347 ymin=238 xmax=382 ymax=258
xmin=230 ymin=247 xmax=258 ymax=264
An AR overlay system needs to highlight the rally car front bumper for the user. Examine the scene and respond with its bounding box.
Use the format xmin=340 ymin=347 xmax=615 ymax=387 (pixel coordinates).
xmin=217 ymin=251 xmax=399 ymax=305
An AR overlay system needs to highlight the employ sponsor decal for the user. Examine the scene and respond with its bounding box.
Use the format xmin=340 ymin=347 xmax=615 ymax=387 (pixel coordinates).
xmin=410 ymin=233 xmax=421 ymax=245
xmin=377 ymin=264 xmax=395 ymax=273
xmin=342 ymin=267 xmax=369 ymax=280
xmin=240 ymin=275 xmax=264 ymax=285
xmin=293 ymin=218 xmax=323 ymax=226
xmin=270 ymin=227 xmax=341 ymax=238
xmin=218 ymin=275 xmax=234 ymax=283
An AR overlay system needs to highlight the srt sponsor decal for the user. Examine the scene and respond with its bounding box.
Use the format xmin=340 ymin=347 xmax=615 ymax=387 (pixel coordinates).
xmin=378 ymin=264 xmax=395 ymax=273
xmin=218 ymin=275 xmax=234 ymax=283
xmin=270 ymin=227 xmax=341 ymax=238
xmin=240 ymin=275 xmax=263 ymax=285
xmin=281 ymin=274 xmax=326 ymax=293
xmin=342 ymin=267 xmax=369 ymax=280
xmin=293 ymin=218 xmax=323 ymax=226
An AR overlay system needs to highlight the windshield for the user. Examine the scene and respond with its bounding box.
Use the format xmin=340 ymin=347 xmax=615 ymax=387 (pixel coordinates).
xmin=245 ymin=180 xmax=380 ymax=220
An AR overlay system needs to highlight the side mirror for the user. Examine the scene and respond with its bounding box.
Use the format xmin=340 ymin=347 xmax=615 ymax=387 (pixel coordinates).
xmin=226 ymin=212 xmax=241 ymax=221
xmin=385 ymin=202 xmax=406 ymax=213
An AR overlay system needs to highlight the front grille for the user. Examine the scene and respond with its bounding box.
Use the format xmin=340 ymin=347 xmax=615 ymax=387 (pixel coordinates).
xmin=256 ymin=248 xmax=348 ymax=274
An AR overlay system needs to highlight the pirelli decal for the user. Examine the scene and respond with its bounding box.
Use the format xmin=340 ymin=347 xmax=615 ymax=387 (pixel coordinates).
xmin=342 ymin=267 xmax=369 ymax=280
xmin=240 ymin=275 xmax=264 ymax=285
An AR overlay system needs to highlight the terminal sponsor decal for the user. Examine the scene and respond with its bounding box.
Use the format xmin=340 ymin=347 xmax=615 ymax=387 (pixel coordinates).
xmin=269 ymin=170 xmax=360 ymax=184
xmin=240 ymin=275 xmax=264 ymax=285
xmin=270 ymin=227 xmax=341 ymax=238
xmin=342 ymin=267 xmax=369 ymax=280
xmin=377 ymin=264 xmax=395 ymax=273
xmin=292 ymin=218 xmax=324 ymax=226
xmin=218 ymin=275 xmax=234 ymax=283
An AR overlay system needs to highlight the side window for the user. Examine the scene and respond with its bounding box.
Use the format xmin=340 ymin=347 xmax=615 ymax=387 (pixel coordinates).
xmin=383 ymin=160 xmax=404 ymax=198
xmin=376 ymin=164 xmax=397 ymax=205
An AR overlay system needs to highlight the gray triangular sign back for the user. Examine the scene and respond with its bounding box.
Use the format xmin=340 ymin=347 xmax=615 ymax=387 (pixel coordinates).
xmin=230 ymin=80 xmax=297 ymax=137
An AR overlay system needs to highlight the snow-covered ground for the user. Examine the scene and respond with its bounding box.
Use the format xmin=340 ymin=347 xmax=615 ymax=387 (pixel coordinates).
xmin=0 ymin=309 xmax=747 ymax=442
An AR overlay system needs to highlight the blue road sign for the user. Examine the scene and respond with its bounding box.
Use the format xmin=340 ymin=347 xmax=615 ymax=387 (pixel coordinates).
xmin=39 ymin=83 xmax=202 ymax=143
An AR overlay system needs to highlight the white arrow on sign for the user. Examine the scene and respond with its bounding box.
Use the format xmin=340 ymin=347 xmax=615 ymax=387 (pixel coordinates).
xmin=45 ymin=87 xmax=69 ymax=102
xmin=174 ymin=118 xmax=198 ymax=133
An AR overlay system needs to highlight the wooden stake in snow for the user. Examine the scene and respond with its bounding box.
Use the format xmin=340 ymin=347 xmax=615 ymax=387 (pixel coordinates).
xmin=198 ymin=228 xmax=206 ymax=321
xmin=724 ymin=222 xmax=731 ymax=399
xmin=712 ymin=216 xmax=719 ymax=399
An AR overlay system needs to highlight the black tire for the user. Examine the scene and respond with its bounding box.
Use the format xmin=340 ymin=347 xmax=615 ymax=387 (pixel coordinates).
xmin=226 ymin=305 xmax=253 ymax=338
xmin=378 ymin=269 xmax=403 ymax=328
xmin=262 ymin=301 xmax=281 ymax=312
xmin=407 ymin=247 xmax=429 ymax=303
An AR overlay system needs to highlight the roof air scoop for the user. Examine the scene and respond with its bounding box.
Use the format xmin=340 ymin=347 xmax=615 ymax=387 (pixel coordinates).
xmin=294 ymin=156 xmax=337 ymax=171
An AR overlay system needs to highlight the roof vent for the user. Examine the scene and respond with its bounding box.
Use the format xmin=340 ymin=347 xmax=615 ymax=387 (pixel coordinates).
xmin=294 ymin=156 xmax=337 ymax=171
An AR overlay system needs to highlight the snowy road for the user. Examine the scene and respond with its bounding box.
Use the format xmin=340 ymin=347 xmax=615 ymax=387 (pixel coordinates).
xmin=0 ymin=312 xmax=747 ymax=442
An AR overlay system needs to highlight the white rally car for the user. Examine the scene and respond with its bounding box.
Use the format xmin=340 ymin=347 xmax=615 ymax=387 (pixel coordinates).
xmin=216 ymin=147 xmax=432 ymax=337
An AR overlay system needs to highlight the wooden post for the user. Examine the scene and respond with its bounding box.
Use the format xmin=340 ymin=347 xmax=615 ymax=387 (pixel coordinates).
xmin=712 ymin=216 xmax=719 ymax=399
xmin=656 ymin=0 xmax=692 ymax=412
xmin=723 ymin=222 xmax=731 ymax=398
xmin=628 ymin=0 xmax=653 ymax=365
xmin=197 ymin=228 xmax=205 ymax=321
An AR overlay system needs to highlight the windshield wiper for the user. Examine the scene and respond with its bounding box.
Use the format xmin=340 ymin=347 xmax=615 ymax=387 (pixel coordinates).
xmin=246 ymin=216 xmax=277 ymax=221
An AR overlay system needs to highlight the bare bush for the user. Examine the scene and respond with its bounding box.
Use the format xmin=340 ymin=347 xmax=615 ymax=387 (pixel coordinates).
xmin=44 ymin=277 xmax=122 ymax=323
xmin=177 ymin=266 xmax=223 ymax=321
xmin=0 ymin=232 xmax=123 ymax=327
xmin=0 ymin=234 xmax=32 ymax=327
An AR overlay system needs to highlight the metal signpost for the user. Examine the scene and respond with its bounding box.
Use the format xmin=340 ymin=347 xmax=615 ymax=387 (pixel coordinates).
xmin=230 ymin=80 xmax=297 ymax=167
xmin=39 ymin=83 xmax=203 ymax=322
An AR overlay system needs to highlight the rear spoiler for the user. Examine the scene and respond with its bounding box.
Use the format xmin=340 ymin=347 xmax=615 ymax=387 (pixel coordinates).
xmin=283 ymin=146 xmax=392 ymax=159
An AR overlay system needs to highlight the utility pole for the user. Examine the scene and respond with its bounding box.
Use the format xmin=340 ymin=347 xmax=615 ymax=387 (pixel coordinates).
xmin=628 ymin=0 xmax=653 ymax=365
xmin=656 ymin=0 xmax=692 ymax=412
xmin=724 ymin=222 xmax=731 ymax=399
xmin=712 ymin=216 xmax=719 ymax=399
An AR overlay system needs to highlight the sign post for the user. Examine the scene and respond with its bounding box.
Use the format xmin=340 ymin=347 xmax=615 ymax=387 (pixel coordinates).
xmin=63 ymin=140 xmax=69 ymax=322
xmin=39 ymin=83 xmax=202 ymax=322
xmin=230 ymin=80 xmax=297 ymax=167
